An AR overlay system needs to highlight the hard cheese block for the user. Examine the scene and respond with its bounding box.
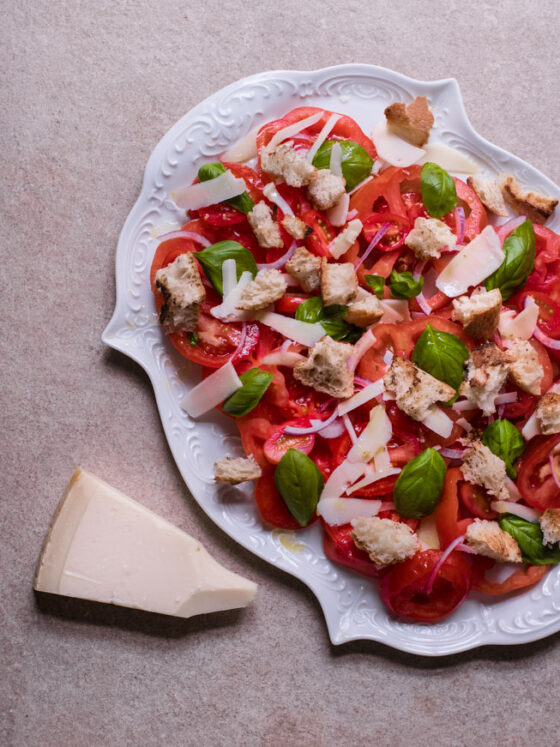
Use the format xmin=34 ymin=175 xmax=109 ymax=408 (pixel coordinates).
xmin=34 ymin=468 xmax=257 ymax=618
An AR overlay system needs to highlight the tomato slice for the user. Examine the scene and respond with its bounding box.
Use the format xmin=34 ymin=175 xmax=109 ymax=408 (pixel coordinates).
xmin=264 ymin=420 xmax=315 ymax=465
xmin=471 ymin=556 xmax=549 ymax=596
xmin=322 ymin=521 xmax=379 ymax=579
xmin=379 ymin=550 xmax=471 ymax=622
xmin=275 ymin=293 xmax=312 ymax=314
xmin=168 ymin=313 xmax=245 ymax=369
xmin=517 ymin=291 xmax=560 ymax=341
xmin=362 ymin=211 xmax=411 ymax=252
xmin=517 ymin=434 xmax=560 ymax=510
xmin=435 ymin=467 xmax=463 ymax=548
xmin=301 ymin=208 xmax=335 ymax=257
xmin=453 ymin=178 xmax=488 ymax=241
xmin=195 ymin=202 xmax=247 ymax=226
xmin=254 ymin=469 xmax=301 ymax=529
xmin=459 ymin=482 xmax=498 ymax=520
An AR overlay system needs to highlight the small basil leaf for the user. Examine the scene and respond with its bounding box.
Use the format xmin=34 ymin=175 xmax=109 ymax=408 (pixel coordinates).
xmin=295 ymin=296 xmax=323 ymax=324
xmin=412 ymin=323 xmax=469 ymax=393
xmin=482 ymin=419 xmax=525 ymax=479
xmin=499 ymin=514 xmax=560 ymax=565
xmin=389 ymin=270 xmax=424 ymax=299
xmin=484 ymin=220 xmax=536 ymax=301
xmin=420 ymin=162 xmax=458 ymax=218
xmin=222 ymin=368 xmax=273 ymax=417
xmin=196 ymin=240 xmax=257 ymax=295
xmin=188 ymin=332 xmax=198 ymax=347
xmin=312 ymin=140 xmax=374 ymax=192
xmin=274 ymin=448 xmax=324 ymax=526
xmin=365 ymin=274 xmax=386 ymax=298
xmin=394 ymin=448 xmax=447 ymax=518
xmin=198 ymin=161 xmax=254 ymax=215
xmin=295 ymin=297 xmax=363 ymax=343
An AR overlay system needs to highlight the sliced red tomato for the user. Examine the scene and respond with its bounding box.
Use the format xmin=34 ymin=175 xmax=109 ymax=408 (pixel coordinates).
xmin=301 ymin=208 xmax=335 ymax=257
xmin=168 ymin=312 xmax=248 ymax=369
xmin=254 ymin=469 xmax=301 ymax=530
xmin=276 ymin=293 xmax=312 ymax=314
xmin=471 ymin=556 xmax=549 ymax=596
xmin=459 ymin=482 xmax=498 ymax=520
xmin=264 ymin=420 xmax=315 ymax=465
xmin=322 ymin=521 xmax=379 ymax=579
xmin=349 ymin=166 xmax=413 ymax=226
xmin=379 ymin=550 xmax=471 ymax=622
xmin=516 ymin=291 xmax=560 ymax=340
xmin=453 ymin=178 xmax=488 ymax=241
xmin=435 ymin=467 xmax=463 ymax=548
xmin=362 ymin=211 xmax=411 ymax=252
xmin=517 ymin=434 xmax=560 ymax=510
xmin=196 ymin=202 xmax=247 ymax=226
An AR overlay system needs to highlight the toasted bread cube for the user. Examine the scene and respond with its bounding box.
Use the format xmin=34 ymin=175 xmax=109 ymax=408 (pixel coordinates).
xmin=535 ymin=392 xmax=560 ymax=435
xmin=236 ymin=269 xmax=287 ymax=311
xmin=329 ymin=219 xmax=363 ymax=260
xmin=293 ymin=336 xmax=355 ymax=399
xmin=214 ymin=456 xmax=262 ymax=484
xmin=384 ymin=96 xmax=434 ymax=147
xmin=508 ymin=339 xmax=544 ymax=396
xmin=351 ymin=517 xmax=419 ymax=568
xmin=540 ymin=509 xmax=560 ymax=546
xmin=460 ymin=343 xmax=511 ymax=415
xmin=467 ymin=175 xmax=508 ymax=217
xmin=383 ymin=357 xmax=455 ymax=422
xmin=404 ymin=217 xmax=457 ymax=261
xmin=452 ymin=288 xmax=502 ymax=340
xmin=247 ymin=201 xmax=283 ymax=249
xmin=285 ymin=246 xmax=321 ymax=293
xmin=465 ymin=519 xmax=522 ymax=563
xmin=308 ymin=170 xmax=346 ymax=211
xmin=461 ymin=441 xmax=509 ymax=501
xmin=155 ymin=253 xmax=205 ymax=333
xmin=282 ymin=215 xmax=308 ymax=240
xmin=261 ymin=143 xmax=317 ymax=188
xmin=345 ymin=288 xmax=383 ymax=327
xmin=501 ymin=175 xmax=558 ymax=225
xmin=320 ymin=259 xmax=358 ymax=306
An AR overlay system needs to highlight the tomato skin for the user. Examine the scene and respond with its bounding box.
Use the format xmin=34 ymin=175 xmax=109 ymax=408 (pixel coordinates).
xmin=471 ymin=556 xmax=549 ymax=596
xmin=435 ymin=467 xmax=463 ymax=548
xmin=453 ymin=178 xmax=487 ymax=241
xmin=362 ymin=212 xmax=411 ymax=252
xmin=301 ymin=209 xmax=335 ymax=257
xmin=264 ymin=420 xmax=315 ymax=465
xmin=517 ymin=291 xmax=560 ymax=339
xmin=254 ymin=469 xmax=301 ymax=529
xmin=322 ymin=521 xmax=379 ymax=579
xmin=379 ymin=550 xmax=471 ymax=622
xmin=276 ymin=294 xmax=312 ymax=314
xmin=459 ymin=482 xmax=498 ymax=520
xmin=517 ymin=434 xmax=560 ymax=510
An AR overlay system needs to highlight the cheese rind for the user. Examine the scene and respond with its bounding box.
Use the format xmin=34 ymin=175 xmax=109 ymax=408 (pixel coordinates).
xmin=34 ymin=469 xmax=257 ymax=618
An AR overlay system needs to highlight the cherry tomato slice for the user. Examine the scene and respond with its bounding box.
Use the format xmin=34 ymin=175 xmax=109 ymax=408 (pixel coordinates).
xmin=517 ymin=434 xmax=560 ymax=510
xmin=471 ymin=556 xmax=549 ymax=596
xmin=276 ymin=294 xmax=312 ymax=314
xmin=459 ymin=482 xmax=498 ymax=520
xmin=254 ymin=469 xmax=301 ymax=529
xmin=362 ymin=211 xmax=411 ymax=252
xmin=301 ymin=209 xmax=335 ymax=257
xmin=322 ymin=521 xmax=379 ymax=579
xmin=264 ymin=420 xmax=315 ymax=465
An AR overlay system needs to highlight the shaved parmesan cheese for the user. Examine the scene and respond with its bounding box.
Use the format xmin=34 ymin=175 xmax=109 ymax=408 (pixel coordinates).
xmin=435 ymin=226 xmax=504 ymax=298
xmin=371 ymin=121 xmax=425 ymax=168
xmin=222 ymin=258 xmax=237 ymax=298
xmin=373 ymin=446 xmax=392 ymax=473
xmin=221 ymin=124 xmax=261 ymax=162
xmin=172 ymin=170 xmax=247 ymax=210
xmin=266 ymin=112 xmax=324 ymax=152
xmin=329 ymin=141 xmax=343 ymax=176
xmin=181 ymin=361 xmax=241 ymax=418
xmin=346 ymin=467 xmax=401 ymax=495
xmin=347 ymin=405 xmax=392 ymax=464
xmin=338 ymin=380 xmax=385 ymax=416
xmin=255 ymin=311 xmax=325 ymax=346
xmin=421 ymin=406 xmax=454 ymax=438
xmin=327 ymin=192 xmax=350 ymax=227
xmin=329 ymin=218 xmax=363 ymax=259
xmin=306 ymin=113 xmax=341 ymax=162
xmin=457 ymin=417 xmax=473 ymax=433
xmin=418 ymin=515 xmax=441 ymax=550
xmin=317 ymin=497 xmax=382 ymax=526
xmin=379 ymin=299 xmax=411 ymax=323
xmin=263 ymin=182 xmax=294 ymax=216
xmin=210 ymin=271 xmax=253 ymax=322
xmin=522 ymin=412 xmax=540 ymax=441
xmin=491 ymin=501 xmax=540 ymax=523
xmin=320 ymin=460 xmax=367 ymax=500
xmin=261 ymin=351 xmax=306 ymax=367
xmin=417 ymin=143 xmax=478 ymax=174
xmin=499 ymin=298 xmax=539 ymax=340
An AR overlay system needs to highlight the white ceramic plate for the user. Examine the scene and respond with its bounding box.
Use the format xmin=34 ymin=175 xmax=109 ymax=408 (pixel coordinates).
xmin=103 ymin=64 xmax=560 ymax=656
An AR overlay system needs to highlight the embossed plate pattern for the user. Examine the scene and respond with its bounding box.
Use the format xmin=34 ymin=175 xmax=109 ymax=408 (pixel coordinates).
xmin=103 ymin=65 xmax=560 ymax=655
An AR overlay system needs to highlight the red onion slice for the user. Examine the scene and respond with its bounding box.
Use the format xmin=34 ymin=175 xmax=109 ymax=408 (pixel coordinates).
xmin=354 ymin=375 xmax=373 ymax=388
xmin=439 ymin=448 xmax=465 ymax=460
xmin=523 ymin=296 xmax=560 ymax=350
xmin=494 ymin=392 xmax=518 ymax=405
xmin=496 ymin=215 xmax=527 ymax=242
xmin=454 ymin=206 xmax=465 ymax=244
xmin=354 ymin=222 xmax=391 ymax=270
xmin=348 ymin=330 xmax=376 ymax=372
xmin=426 ymin=535 xmax=465 ymax=595
xmin=284 ymin=408 xmax=338 ymax=436
xmin=231 ymin=323 xmax=247 ymax=363
xmin=156 ymin=229 xmax=212 ymax=247
xmin=257 ymin=242 xmax=298 ymax=271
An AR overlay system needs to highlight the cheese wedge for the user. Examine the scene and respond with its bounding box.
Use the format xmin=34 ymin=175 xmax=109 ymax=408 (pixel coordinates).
xmin=34 ymin=468 xmax=257 ymax=618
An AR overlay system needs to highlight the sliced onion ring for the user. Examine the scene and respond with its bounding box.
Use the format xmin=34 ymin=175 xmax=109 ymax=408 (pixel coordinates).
xmin=156 ymin=230 xmax=212 ymax=247
xmin=354 ymin=222 xmax=390 ymax=270
xmin=455 ymin=206 xmax=465 ymax=244
xmin=283 ymin=408 xmax=338 ymax=436
xmin=257 ymin=241 xmax=298 ymax=271
xmin=426 ymin=535 xmax=465 ymax=596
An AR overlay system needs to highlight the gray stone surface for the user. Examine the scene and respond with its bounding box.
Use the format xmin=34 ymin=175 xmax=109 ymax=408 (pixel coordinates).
xmin=2 ymin=1 xmax=560 ymax=744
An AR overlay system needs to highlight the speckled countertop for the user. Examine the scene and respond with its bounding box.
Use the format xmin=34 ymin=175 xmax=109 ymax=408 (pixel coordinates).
xmin=3 ymin=1 xmax=560 ymax=745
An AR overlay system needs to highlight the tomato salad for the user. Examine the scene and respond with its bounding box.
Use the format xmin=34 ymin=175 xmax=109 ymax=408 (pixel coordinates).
xmin=151 ymin=102 xmax=560 ymax=622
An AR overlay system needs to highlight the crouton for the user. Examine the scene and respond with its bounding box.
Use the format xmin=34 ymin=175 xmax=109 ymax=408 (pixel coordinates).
xmin=247 ymin=201 xmax=283 ymax=249
xmin=293 ymin=336 xmax=355 ymax=399
xmin=236 ymin=269 xmax=287 ymax=311
xmin=383 ymin=357 xmax=455 ymax=421
xmin=384 ymin=96 xmax=434 ymax=147
xmin=540 ymin=509 xmax=560 ymax=546
xmin=535 ymin=392 xmax=560 ymax=435
xmin=282 ymin=214 xmax=308 ymax=240
xmin=214 ymin=455 xmax=262 ymax=484
xmin=329 ymin=219 xmax=363 ymax=260
xmin=308 ymin=170 xmax=346 ymax=211
xmin=452 ymin=288 xmax=502 ymax=340
xmin=345 ymin=288 xmax=383 ymax=327
xmin=465 ymin=518 xmax=522 ymax=563
xmin=261 ymin=142 xmax=317 ymax=188
xmin=155 ymin=252 xmax=206 ymax=333
xmin=467 ymin=175 xmax=508 ymax=217
xmin=461 ymin=441 xmax=509 ymax=501
xmin=351 ymin=517 xmax=419 ymax=567
xmin=404 ymin=217 xmax=457 ymax=261
xmin=320 ymin=259 xmax=358 ymax=306
xmin=459 ymin=343 xmax=511 ymax=415
xmin=285 ymin=246 xmax=321 ymax=292
xmin=508 ymin=339 xmax=544 ymax=395
xmin=500 ymin=175 xmax=558 ymax=225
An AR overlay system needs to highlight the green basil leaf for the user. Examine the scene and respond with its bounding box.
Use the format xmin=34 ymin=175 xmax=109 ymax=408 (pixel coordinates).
xmin=484 ymin=220 xmax=536 ymax=301
xmin=196 ymin=240 xmax=257 ymax=295
xmin=482 ymin=419 xmax=525 ymax=479
xmin=295 ymin=297 xmax=363 ymax=343
xmin=389 ymin=270 xmax=424 ymax=299
xmin=365 ymin=274 xmax=386 ymax=298
xmin=412 ymin=323 xmax=469 ymax=393
xmin=198 ymin=162 xmax=254 ymax=215
xmin=394 ymin=448 xmax=447 ymax=518
xmin=420 ymin=162 xmax=458 ymax=218
xmin=312 ymin=140 xmax=374 ymax=192
xmin=295 ymin=296 xmax=323 ymax=323
xmin=499 ymin=514 xmax=560 ymax=565
xmin=274 ymin=448 xmax=324 ymax=526
xmin=188 ymin=332 xmax=198 ymax=347
xmin=222 ymin=368 xmax=273 ymax=417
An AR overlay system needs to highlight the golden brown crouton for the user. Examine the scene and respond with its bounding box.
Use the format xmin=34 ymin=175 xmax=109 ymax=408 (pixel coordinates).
xmin=500 ymin=175 xmax=558 ymax=225
xmin=261 ymin=143 xmax=317 ymax=188
xmin=383 ymin=357 xmax=455 ymax=422
xmin=285 ymin=246 xmax=321 ymax=292
xmin=345 ymin=288 xmax=383 ymax=327
xmin=507 ymin=339 xmax=544 ymax=396
xmin=467 ymin=175 xmax=508 ymax=217
xmin=320 ymin=259 xmax=358 ymax=306
xmin=236 ymin=269 xmax=287 ymax=311
xmin=461 ymin=441 xmax=509 ymax=501
xmin=459 ymin=343 xmax=511 ymax=415
xmin=541 ymin=508 xmax=560 ymax=546
xmin=384 ymin=96 xmax=434 ymax=147
xmin=214 ymin=455 xmax=262 ymax=484
xmin=535 ymin=392 xmax=560 ymax=435
xmin=247 ymin=201 xmax=283 ymax=249
xmin=155 ymin=253 xmax=206 ymax=333
xmin=466 ymin=519 xmax=522 ymax=563
xmin=404 ymin=217 xmax=457 ymax=261
xmin=308 ymin=170 xmax=346 ymax=211
xmin=351 ymin=517 xmax=419 ymax=567
xmin=293 ymin=336 xmax=355 ymax=399
xmin=282 ymin=215 xmax=308 ymax=240
xmin=452 ymin=288 xmax=502 ymax=340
